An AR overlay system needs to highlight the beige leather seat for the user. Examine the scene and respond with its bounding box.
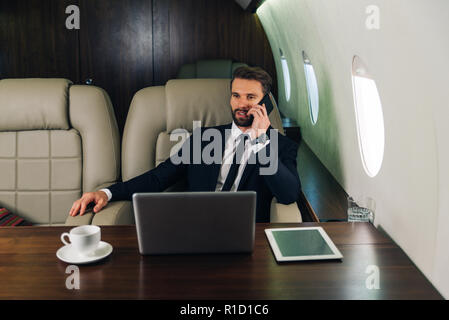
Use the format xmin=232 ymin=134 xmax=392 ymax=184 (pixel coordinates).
xmin=0 ymin=78 xmax=132 ymax=226
xmin=120 ymin=79 xmax=302 ymax=222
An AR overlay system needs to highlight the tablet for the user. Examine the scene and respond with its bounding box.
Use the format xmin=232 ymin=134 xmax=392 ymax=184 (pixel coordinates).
xmin=265 ymin=227 xmax=343 ymax=262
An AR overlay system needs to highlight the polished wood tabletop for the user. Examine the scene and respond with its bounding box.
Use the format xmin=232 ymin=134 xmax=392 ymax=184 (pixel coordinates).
xmin=0 ymin=222 xmax=442 ymax=300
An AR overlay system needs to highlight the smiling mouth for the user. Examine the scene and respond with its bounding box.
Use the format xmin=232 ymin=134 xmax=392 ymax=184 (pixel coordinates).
xmin=232 ymin=108 xmax=254 ymax=127
xmin=236 ymin=110 xmax=249 ymax=117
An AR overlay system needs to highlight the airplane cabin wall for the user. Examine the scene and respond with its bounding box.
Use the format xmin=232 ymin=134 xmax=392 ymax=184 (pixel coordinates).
xmin=257 ymin=0 xmax=449 ymax=298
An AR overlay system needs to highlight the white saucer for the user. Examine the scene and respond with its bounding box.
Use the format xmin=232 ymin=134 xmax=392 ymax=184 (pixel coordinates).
xmin=56 ymin=241 xmax=113 ymax=264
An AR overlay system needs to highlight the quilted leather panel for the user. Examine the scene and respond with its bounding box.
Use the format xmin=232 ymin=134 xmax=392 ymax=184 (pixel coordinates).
xmin=0 ymin=129 xmax=82 ymax=224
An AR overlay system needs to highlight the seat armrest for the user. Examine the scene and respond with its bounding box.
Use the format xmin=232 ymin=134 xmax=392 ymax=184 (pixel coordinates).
xmin=65 ymin=212 xmax=95 ymax=226
xmin=270 ymin=198 xmax=302 ymax=223
xmin=91 ymin=201 xmax=134 ymax=225
xmin=64 ymin=201 xmax=134 ymax=226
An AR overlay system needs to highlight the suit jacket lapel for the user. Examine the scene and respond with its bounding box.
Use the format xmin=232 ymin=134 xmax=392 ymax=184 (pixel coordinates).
xmin=237 ymin=154 xmax=257 ymax=191
xmin=237 ymin=126 xmax=276 ymax=190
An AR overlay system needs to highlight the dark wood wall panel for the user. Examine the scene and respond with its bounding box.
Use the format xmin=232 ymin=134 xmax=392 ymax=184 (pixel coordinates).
xmin=79 ymin=0 xmax=153 ymax=133
xmin=152 ymin=0 xmax=170 ymax=86
xmin=0 ymin=0 xmax=79 ymax=80
xmin=1 ymin=0 xmax=276 ymax=134
xmin=164 ymin=0 xmax=277 ymax=96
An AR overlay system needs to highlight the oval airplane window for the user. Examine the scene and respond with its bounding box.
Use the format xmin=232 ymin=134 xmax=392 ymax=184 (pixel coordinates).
xmin=352 ymin=55 xmax=385 ymax=177
xmin=279 ymin=49 xmax=291 ymax=101
xmin=302 ymin=51 xmax=319 ymax=125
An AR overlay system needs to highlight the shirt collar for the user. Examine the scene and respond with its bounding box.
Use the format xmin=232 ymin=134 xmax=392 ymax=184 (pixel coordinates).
xmin=231 ymin=121 xmax=254 ymax=140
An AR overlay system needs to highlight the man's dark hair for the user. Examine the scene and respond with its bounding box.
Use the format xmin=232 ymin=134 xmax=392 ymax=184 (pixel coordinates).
xmin=231 ymin=66 xmax=272 ymax=96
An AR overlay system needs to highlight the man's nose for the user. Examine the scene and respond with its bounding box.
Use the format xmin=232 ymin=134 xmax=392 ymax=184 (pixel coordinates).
xmin=238 ymin=100 xmax=251 ymax=109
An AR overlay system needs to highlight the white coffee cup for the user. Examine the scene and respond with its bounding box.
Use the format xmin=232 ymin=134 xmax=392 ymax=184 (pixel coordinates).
xmin=61 ymin=225 xmax=101 ymax=255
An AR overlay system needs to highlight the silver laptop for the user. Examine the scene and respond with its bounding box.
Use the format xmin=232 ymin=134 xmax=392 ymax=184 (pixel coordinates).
xmin=132 ymin=191 xmax=256 ymax=255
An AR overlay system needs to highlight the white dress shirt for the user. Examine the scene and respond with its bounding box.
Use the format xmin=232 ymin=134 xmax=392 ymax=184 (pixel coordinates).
xmin=101 ymin=122 xmax=270 ymax=200
xmin=214 ymin=122 xmax=269 ymax=191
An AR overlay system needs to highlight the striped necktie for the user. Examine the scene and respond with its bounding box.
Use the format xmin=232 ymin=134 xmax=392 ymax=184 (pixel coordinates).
xmin=221 ymin=133 xmax=250 ymax=191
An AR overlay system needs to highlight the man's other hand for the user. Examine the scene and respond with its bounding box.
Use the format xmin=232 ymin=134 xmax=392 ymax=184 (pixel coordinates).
xmin=69 ymin=191 xmax=109 ymax=217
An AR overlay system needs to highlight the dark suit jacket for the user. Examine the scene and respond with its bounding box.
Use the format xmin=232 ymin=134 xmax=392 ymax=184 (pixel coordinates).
xmin=108 ymin=123 xmax=301 ymax=222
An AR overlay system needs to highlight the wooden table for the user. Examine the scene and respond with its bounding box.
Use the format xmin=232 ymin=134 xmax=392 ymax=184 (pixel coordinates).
xmin=0 ymin=223 xmax=442 ymax=299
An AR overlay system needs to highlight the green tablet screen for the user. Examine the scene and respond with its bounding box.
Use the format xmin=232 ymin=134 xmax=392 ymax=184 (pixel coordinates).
xmin=271 ymin=229 xmax=334 ymax=257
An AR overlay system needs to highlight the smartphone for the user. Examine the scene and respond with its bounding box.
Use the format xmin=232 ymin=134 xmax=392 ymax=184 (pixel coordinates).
xmin=257 ymin=93 xmax=274 ymax=115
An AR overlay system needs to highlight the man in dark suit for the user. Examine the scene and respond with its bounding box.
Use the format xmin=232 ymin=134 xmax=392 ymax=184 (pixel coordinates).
xmin=69 ymin=67 xmax=301 ymax=222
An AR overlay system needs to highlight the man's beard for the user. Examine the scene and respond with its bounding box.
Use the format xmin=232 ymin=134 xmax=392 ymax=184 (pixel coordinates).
xmin=231 ymin=109 xmax=254 ymax=127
